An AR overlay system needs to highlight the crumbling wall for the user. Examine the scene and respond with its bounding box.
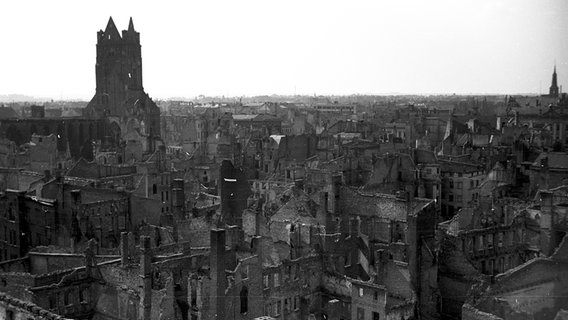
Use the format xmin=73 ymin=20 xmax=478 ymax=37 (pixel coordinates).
xmin=177 ymin=217 xmax=214 ymax=247
xmin=93 ymin=282 xmax=139 ymax=320
xmin=99 ymin=264 xmax=142 ymax=289
xmin=130 ymin=194 xmax=162 ymax=226
xmin=0 ymin=272 xmax=35 ymax=300
xmin=462 ymin=303 xmax=503 ymax=320
xmin=0 ymin=292 xmax=73 ymax=320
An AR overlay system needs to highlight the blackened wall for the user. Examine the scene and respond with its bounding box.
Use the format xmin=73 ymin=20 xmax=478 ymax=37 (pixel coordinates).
xmin=0 ymin=118 xmax=105 ymax=159
xmin=219 ymin=160 xmax=251 ymax=228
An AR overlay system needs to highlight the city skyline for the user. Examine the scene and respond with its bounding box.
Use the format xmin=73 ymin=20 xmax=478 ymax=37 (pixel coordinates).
xmin=1 ymin=0 xmax=567 ymax=100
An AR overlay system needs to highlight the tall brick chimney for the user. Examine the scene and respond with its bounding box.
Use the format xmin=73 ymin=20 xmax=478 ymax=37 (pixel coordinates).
xmin=251 ymin=235 xmax=263 ymax=265
xmin=210 ymin=229 xmax=226 ymax=319
xmin=139 ymin=236 xmax=152 ymax=320
xmin=349 ymin=216 xmax=361 ymax=238
xmin=317 ymin=191 xmax=329 ymax=227
xmin=171 ymin=178 xmax=185 ymax=219
xmin=539 ymin=190 xmax=554 ymax=255
xmin=120 ymin=232 xmax=128 ymax=266
xmin=374 ymin=249 xmax=388 ymax=285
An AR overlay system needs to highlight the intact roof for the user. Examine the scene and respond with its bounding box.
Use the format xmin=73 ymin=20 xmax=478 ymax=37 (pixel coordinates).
xmin=0 ymin=106 xmax=19 ymax=119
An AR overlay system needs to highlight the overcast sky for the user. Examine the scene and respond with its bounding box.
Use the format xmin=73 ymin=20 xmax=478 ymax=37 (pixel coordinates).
xmin=1 ymin=0 xmax=566 ymax=99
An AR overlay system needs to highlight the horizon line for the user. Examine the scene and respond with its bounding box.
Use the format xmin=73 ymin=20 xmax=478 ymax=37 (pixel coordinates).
xmin=0 ymin=91 xmax=553 ymax=103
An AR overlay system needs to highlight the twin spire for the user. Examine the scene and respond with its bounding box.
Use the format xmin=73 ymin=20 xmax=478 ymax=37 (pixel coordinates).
xmin=104 ymin=16 xmax=136 ymax=39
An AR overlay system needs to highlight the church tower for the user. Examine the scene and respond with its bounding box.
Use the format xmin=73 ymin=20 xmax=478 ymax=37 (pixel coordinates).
xmin=549 ymin=65 xmax=559 ymax=98
xmin=94 ymin=17 xmax=143 ymax=109
xmin=85 ymin=17 xmax=161 ymax=154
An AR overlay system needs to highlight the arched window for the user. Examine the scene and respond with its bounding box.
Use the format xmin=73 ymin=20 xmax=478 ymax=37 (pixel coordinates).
xmin=240 ymin=286 xmax=248 ymax=314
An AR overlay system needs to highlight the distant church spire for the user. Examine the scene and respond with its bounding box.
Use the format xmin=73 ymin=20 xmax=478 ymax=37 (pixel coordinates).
xmin=549 ymin=64 xmax=559 ymax=97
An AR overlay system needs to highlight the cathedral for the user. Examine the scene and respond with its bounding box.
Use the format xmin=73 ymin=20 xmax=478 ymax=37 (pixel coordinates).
xmin=84 ymin=17 xmax=161 ymax=158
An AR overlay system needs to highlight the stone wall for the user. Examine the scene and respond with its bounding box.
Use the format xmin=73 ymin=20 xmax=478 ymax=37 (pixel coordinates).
xmin=0 ymin=292 xmax=72 ymax=320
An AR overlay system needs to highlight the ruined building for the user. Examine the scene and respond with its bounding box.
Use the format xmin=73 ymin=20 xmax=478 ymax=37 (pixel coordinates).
xmin=0 ymin=18 xmax=162 ymax=161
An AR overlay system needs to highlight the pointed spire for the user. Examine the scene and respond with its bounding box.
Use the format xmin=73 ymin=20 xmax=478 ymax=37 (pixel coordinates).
xmin=128 ymin=17 xmax=135 ymax=32
xmin=550 ymin=63 xmax=559 ymax=96
xmin=105 ymin=16 xmax=117 ymax=33
xmin=104 ymin=16 xmax=121 ymax=40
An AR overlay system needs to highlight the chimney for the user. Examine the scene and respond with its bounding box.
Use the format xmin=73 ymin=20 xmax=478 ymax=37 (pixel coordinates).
xmin=541 ymin=155 xmax=550 ymax=189
xmin=349 ymin=216 xmax=361 ymax=238
xmin=84 ymin=239 xmax=97 ymax=277
xmin=128 ymin=232 xmax=136 ymax=260
xmin=539 ymin=191 xmax=556 ymax=255
xmin=210 ymin=229 xmax=227 ymax=319
xmin=327 ymin=299 xmax=341 ymax=320
xmin=71 ymin=189 xmax=82 ymax=205
xmin=139 ymin=236 xmax=152 ymax=320
xmin=120 ymin=232 xmax=128 ymax=266
xmin=44 ymin=170 xmax=51 ymax=182
xmin=294 ymin=178 xmax=304 ymax=190
xmin=172 ymin=178 xmax=185 ymax=219
xmin=374 ymin=249 xmax=389 ymax=285
xmin=405 ymin=187 xmax=415 ymax=218
xmin=331 ymin=174 xmax=342 ymax=214
xmin=251 ymin=235 xmax=263 ymax=264
xmin=227 ymin=225 xmax=241 ymax=250
xmin=154 ymin=226 xmax=161 ymax=247
xmin=317 ymin=191 xmax=329 ymax=227
xmin=541 ymin=190 xmax=553 ymax=215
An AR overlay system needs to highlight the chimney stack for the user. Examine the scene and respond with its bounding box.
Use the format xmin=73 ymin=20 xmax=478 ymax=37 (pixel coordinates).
xmin=172 ymin=178 xmax=185 ymax=219
xmin=120 ymin=232 xmax=128 ymax=266
xmin=139 ymin=236 xmax=152 ymax=320
xmin=317 ymin=191 xmax=329 ymax=227
xmin=349 ymin=217 xmax=361 ymax=238
xmin=374 ymin=249 xmax=389 ymax=285
xmin=210 ymin=229 xmax=226 ymax=319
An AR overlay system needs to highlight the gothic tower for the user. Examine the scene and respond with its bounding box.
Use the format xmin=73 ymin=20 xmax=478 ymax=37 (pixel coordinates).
xmin=549 ymin=65 xmax=559 ymax=98
xmin=85 ymin=17 xmax=161 ymax=154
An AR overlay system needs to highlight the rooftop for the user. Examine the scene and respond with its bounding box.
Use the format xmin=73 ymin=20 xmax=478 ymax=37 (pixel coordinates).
xmin=340 ymin=186 xmax=434 ymax=221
